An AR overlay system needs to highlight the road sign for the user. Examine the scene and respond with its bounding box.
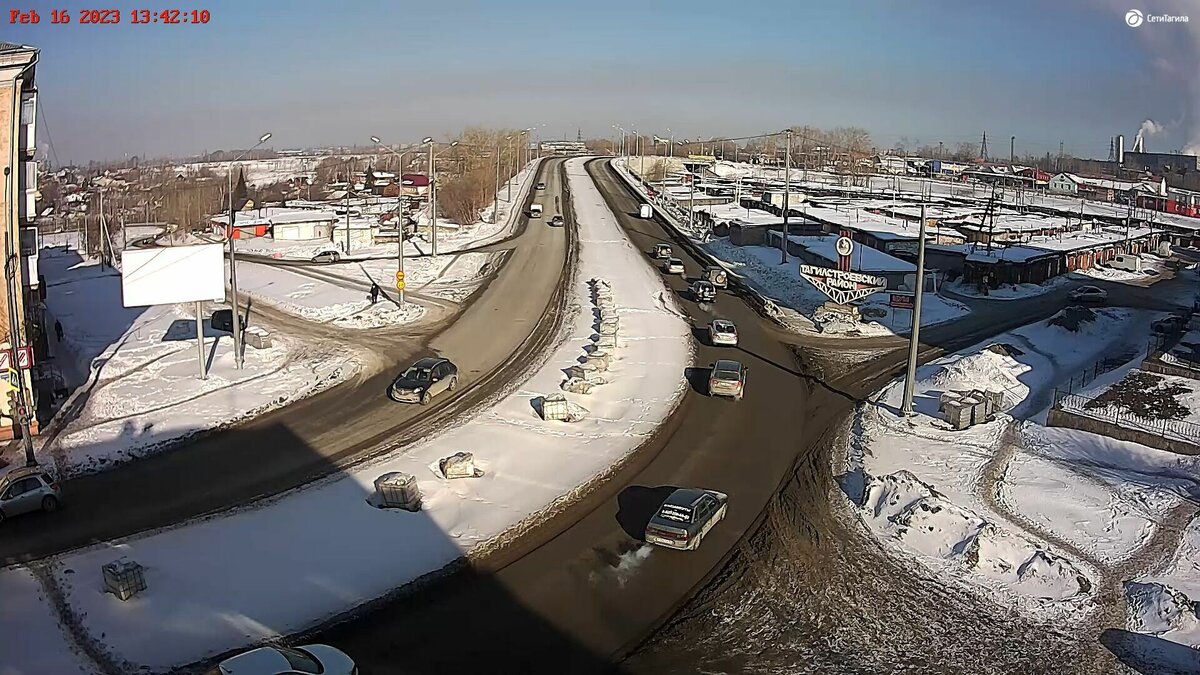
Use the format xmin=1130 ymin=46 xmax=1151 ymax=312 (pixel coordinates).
xmin=396 ymin=281 xmax=406 ymax=291
xmin=799 ymin=264 xmax=887 ymax=306
xmin=15 ymin=346 xmax=32 ymax=369
xmin=889 ymin=292 xmax=915 ymax=310
xmin=835 ymin=236 xmax=854 ymax=257
xmin=395 ymin=271 xmax=405 ymax=284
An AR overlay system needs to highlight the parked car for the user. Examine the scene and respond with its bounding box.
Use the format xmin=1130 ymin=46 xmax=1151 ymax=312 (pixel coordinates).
xmin=311 ymin=250 xmax=341 ymax=264
xmin=1069 ymin=286 xmax=1108 ymax=304
xmin=211 ymin=309 xmax=234 ymax=333
xmin=644 ymin=488 xmax=728 ymax=551
xmin=213 ymin=644 xmax=356 ymax=675
xmin=662 ymin=257 xmax=685 ymax=275
xmin=0 ymin=466 xmax=61 ymax=525
xmin=708 ymin=319 xmax=738 ymax=347
xmin=549 ymin=214 xmax=565 ymax=227
xmin=536 ymin=181 xmax=546 ymax=190
xmin=390 ymin=357 xmax=459 ymax=404
xmin=707 ymin=359 xmax=747 ymax=401
xmin=1153 ymin=315 xmax=1188 ymax=334
xmin=691 ymin=280 xmax=717 ymax=303
xmin=652 ymin=243 xmax=673 ymax=259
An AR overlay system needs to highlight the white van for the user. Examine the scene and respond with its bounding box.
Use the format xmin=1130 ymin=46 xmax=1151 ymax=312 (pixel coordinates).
xmin=1110 ymin=254 xmax=1142 ymax=273
xmin=529 ymin=204 xmax=543 ymax=218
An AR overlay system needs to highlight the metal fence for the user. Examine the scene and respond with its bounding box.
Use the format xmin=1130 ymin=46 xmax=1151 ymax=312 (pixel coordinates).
xmin=1052 ymin=389 xmax=1200 ymax=443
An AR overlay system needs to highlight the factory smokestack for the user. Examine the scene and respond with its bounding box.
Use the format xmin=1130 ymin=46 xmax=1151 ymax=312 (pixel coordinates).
xmin=1118 ymin=134 xmax=1125 ymax=165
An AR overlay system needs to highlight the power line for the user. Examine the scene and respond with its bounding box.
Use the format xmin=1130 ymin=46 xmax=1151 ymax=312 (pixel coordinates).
xmin=36 ymin=97 xmax=59 ymax=168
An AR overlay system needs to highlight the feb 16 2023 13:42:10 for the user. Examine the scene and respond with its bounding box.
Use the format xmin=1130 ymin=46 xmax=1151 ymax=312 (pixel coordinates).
xmin=8 ymin=8 xmax=211 ymax=24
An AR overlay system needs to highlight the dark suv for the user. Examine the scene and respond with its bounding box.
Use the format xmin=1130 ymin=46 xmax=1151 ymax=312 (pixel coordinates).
xmin=390 ymin=357 xmax=460 ymax=404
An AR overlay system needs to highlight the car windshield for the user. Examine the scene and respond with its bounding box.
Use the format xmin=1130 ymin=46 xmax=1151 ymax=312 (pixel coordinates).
xmin=714 ymin=322 xmax=734 ymax=333
xmin=657 ymin=503 xmax=693 ymax=523
xmin=277 ymin=647 xmax=322 ymax=674
xmin=403 ymin=367 xmax=432 ymax=381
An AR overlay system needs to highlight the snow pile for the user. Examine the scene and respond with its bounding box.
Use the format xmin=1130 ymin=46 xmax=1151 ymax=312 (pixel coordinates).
xmin=1125 ymin=582 xmax=1200 ymax=646
xmin=924 ymin=347 xmax=1031 ymax=411
xmin=0 ymin=158 xmax=692 ymax=671
xmin=861 ymin=470 xmax=1089 ymax=602
xmin=943 ymin=276 xmax=1072 ymax=301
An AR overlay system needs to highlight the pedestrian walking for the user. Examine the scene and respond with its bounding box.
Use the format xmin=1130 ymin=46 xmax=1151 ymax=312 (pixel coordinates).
xmin=369 ymin=283 xmax=380 ymax=305
xmin=54 ymin=320 xmax=63 ymax=343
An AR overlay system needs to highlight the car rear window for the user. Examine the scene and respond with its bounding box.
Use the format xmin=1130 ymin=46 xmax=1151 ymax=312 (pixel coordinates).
xmin=278 ymin=647 xmax=322 ymax=674
xmin=714 ymin=369 xmax=740 ymax=380
xmin=657 ymin=504 xmax=693 ymax=523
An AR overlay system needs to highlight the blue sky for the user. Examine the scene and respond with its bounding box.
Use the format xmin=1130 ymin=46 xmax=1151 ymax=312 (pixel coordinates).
xmin=8 ymin=0 xmax=1194 ymax=163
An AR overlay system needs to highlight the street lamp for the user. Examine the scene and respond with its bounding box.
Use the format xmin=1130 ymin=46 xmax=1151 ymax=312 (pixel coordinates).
xmin=370 ymin=135 xmax=411 ymax=306
xmin=425 ymin=138 xmax=457 ymax=257
xmin=227 ymin=131 xmax=272 ymax=370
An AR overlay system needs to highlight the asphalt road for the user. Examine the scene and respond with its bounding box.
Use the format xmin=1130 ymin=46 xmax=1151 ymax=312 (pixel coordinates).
xmin=308 ymin=161 xmax=1200 ymax=675
xmin=0 ymin=158 xmax=570 ymax=563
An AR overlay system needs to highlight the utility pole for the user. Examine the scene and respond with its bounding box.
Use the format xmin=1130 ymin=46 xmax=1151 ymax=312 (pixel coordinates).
xmin=494 ymin=141 xmax=501 ymax=224
xmin=781 ymin=129 xmax=792 ymax=264
xmin=979 ymin=131 xmax=989 ymax=162
xmin=900 ymin=202 xmax=928 ymax=417
xmin=4 ymin=169 xmax=34 ymax=466
xmin=1010 ymin=136 xmax=1015 ymax=165
xmin=344 ymin=186 xmax=351 ymax=254
xmin=429 ymin=142 xmax=438 ymax=257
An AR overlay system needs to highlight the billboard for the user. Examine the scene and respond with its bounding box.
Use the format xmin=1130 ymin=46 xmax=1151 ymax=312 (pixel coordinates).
xmin=121 ymin=243 xmax=225 ymax=308
xmin=889 ymin=292 xmax=915 ymax=310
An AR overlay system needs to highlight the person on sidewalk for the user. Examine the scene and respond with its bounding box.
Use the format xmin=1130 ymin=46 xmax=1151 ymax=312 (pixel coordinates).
xmin=54 ymin=320 xmax=63 ymax=343
xmin=369 ymin=283 xmax=380 ymax=305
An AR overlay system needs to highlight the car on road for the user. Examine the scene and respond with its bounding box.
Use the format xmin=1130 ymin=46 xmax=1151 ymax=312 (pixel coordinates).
xmin=0 ymin=466 xmax=61 ymax=525
xmin=1069 ymin=285 xmax=1108 ymax=304
xmin=652 ymin=243 xmax=673 ymax=260
xmin=311 ymin=250 xmax=341 ymax=264
xmin=390 ymin=357 xmax=459 ymax=404
xmin=691 ymin=280 xmax=717 ymax=303
xmin=662 ymin=257 xmax=685 ymax=275
xmin=529 ymin=204 xmax=543 ymax=218
xmin=212 ymin=644 xmax=356 ymax=675
xmin=702 ymin=266 xmax=728 ymax=289
xmin=536 ymin=181 xmax=546 ymax=190
xmin=708 ymin=319 xmax=738 ymax=347
xmin=644 ymin=488 xmax=728 ymax=551
xmin=549 ymin=214 xmax=565 ymax=227
xmin=708 ymin=359 xmax=747 ymax=401
xmin=1153 ymin=315 xmax=1188 ymax=334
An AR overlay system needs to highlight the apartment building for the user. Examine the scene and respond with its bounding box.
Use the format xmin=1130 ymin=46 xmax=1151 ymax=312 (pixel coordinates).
xmin=0 ymin=42 xmax=40 ymax=439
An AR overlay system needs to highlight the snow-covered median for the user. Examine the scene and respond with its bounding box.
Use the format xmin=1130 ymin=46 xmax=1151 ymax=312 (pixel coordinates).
xmin=1 ymin=157 xmax=691 ymax=671
xmin=34 ymin=248 xmax=361 ymax=477
xmin=843 ymin=306 xmax=1194 ymax=622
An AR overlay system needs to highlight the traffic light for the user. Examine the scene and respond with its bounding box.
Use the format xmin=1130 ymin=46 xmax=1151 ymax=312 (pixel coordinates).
xmin=5 ymin=390 xmax=18 ymax=419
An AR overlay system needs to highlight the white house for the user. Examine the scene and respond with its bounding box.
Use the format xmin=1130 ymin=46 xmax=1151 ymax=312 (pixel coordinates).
xmin=1048 ymin=173 xmax=1077 ymax=195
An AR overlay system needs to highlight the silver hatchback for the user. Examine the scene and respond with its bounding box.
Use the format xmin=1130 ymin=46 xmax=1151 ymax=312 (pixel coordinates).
xmin=0 ymin=467 xmax=62 ymax=525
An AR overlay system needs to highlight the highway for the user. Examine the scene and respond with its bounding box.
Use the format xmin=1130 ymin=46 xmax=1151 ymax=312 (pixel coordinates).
xmin=0 ymin=158 xmax=571 ymax=563
xmin=307 ymin=159 xmax=1199 ymax=675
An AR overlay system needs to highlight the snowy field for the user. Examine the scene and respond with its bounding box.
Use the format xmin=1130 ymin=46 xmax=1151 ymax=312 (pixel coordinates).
xmin=0 ymin=567 xmax=97 ymax=675
xmin=0 ymin=158 xmax=692 ymax=672
xmin=614 ymin=159 xmax=970 ymax=337
xmin=1127 ymin=516 xmax=1200 ymax=665
xmin=846 ymin=306 xmax=1200 ymax=623
xmin=27 ymin=247 xmax=361 ymax=477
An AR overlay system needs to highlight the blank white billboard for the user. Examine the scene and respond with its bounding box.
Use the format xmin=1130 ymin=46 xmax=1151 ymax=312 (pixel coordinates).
xmin=121 ymin=243 xmax=226 ymax=308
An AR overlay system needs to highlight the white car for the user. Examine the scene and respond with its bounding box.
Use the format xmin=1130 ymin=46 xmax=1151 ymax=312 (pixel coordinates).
xmin=215 ymin=645 xmax=356 ymax=675
xmin=663 ymin=257 xmax=685 ymax=275
xmin=709 ymin=319 xmax=738 ymax=346
xmin=644 ymin=488 xmax=728 ymax=551
xmin=1069 ymin=285 xmax=1108 ymax=304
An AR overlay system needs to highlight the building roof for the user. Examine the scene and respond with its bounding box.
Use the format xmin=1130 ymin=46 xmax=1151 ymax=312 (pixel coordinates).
xmin=0 ymin=42 xmax=34 ymax=53
xmin=787 ymin=234 xmax=915 ymax=273
xmin=961 ymin=224 xmax=1157 ymax=263
xmin=212 ymin=207 xmax=338 ymax=227
xmin=401 ymin=173 xmax=430 ymax=187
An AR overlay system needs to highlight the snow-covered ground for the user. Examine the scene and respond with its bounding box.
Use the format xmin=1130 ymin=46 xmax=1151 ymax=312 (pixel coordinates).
xmin=0 ymin=158 xmax=692 ymax=672
xmin=234 ymin=260 xmax=427 ymax=328
xmin=943 ymin=275 xmax=1074 ymax=301
xmin=0 ymin=566 xmax=98 ymax=675
xmin=846 ymin=306 xmax=1200 ymax=623
xmin=1127 ymin=517 xmax=1200 ymax=663
xmin=27 ymin=246 xmax=361 ymax=477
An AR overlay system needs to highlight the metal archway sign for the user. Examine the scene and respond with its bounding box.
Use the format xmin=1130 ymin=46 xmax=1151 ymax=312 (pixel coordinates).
xmin=799 ymin=264 xmax=887 ymax=305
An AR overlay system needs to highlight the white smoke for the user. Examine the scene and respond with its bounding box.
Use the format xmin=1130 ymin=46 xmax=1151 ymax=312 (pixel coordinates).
xmin=1140 ymin=119 xmax=1165 ymax=137
xmin=1102 ymin=1 xmax=1200 ymax=155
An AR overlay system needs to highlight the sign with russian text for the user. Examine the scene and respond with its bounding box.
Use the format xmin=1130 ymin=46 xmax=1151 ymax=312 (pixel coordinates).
xmin=889 ymin=292 xmax=915 ymax=310
xmin=799 ymin=265 xmax=887 ymax=305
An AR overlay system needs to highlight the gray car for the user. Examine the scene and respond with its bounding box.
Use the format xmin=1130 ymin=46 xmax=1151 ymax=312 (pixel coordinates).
xmin=390 ymin=357 xmax=459 ymax=404
xmin=644 ymin=488 xmax=728 ymax=551
xmin=708 ymin=359 xmax=747 ymax=401
xmin=311 ymin=250 xmax=341 ymax=264
xmin=0 ymin=466 xmax=61 ymax=525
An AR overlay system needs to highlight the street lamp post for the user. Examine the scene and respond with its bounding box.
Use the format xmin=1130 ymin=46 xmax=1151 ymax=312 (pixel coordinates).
xmin=370 ymin=135 xmax=410 ymax=306
xmin=425 ymin=138 xmax=458 ymax=257
xmin=227 ymin=132 xmax=272 ymax=370
xmin=781 ymin=129 xmax=792 ymax=264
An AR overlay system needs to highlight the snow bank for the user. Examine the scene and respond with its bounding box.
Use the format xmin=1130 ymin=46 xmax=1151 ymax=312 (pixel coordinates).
xmin=0 ymin=567 xmax=97 ymax=675
xmin=3 ymin=158 xmax=691 ymax=671
xmin=1125 ymin=581 xmax=1200 ymax=648
xmin=862 ymin=470 xmax=1088 ymax=602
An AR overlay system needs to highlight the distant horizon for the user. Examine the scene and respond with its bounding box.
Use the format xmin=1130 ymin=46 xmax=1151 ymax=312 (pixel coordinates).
xmin=10 ymin=0 xmax=1197 ymax=164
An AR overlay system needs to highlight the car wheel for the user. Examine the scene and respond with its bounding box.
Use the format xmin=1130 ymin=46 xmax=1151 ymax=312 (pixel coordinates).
xmin=448 ymin=376 xmax=458 ymax=392
xmin=420 ymin=390 xmax=432 ymax=405
xmin=41 ymin=496 xmax=59 ymax=513
xmin=331 ymin=253 xmax=340 ymax=263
